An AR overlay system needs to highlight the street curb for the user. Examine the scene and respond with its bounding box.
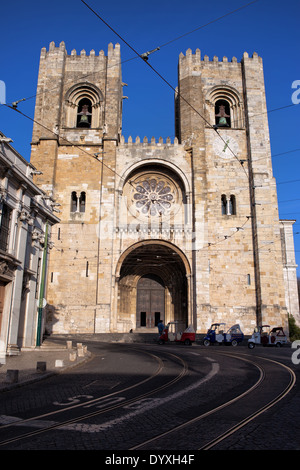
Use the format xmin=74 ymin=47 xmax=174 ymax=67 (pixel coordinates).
xmin=0 ymin=351 xmax=93 ymax=393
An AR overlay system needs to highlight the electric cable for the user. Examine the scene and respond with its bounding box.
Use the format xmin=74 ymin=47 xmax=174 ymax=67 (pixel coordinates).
xmin=2 ymin=0 xmax=295 ymax=169
xmin=4 ymin=102 xmax=298 ymax=255
xmin=80 ymin=0 xmax=249 ymax=176
xmin=157 ymin=0 xmax=259 ymax=49
xmin=2 ymin=0 xmax=295 ymax=173
xmin=3 ymin=2 xmax=297 ymax=259
xmin=1 ymin=55 xmax=137 ymax=108
xmin=4 ymin=90 xmax=297 ymax=258
xmin=0 ymin=1 xmax=259 ymax=108
xmin=2 ymin=103 xmax=260 ymax=257
xmin=3 ymin=103 xmax=132 ymax=187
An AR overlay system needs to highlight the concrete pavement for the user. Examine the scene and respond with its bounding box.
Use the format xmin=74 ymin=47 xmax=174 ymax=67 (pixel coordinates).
xmin=0 ymin=339 xmax=91 ymax=392
xmin=0 ymin=332 xmax=167 ymax=392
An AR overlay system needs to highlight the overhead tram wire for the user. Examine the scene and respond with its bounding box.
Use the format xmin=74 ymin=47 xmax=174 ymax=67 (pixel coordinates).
xmin=5 ymin=2 xmax=296 ymax=168
xmin=80 ymin=0 xmax=250 ymax=177
xmin=5 ymin=2 xmax=290 ymax=256
xmin=4 ymin=1 xmax=296 ymax=166
xmin=2 ymin=55 xmax=138 ymax=109
xmin=5 ymin=101 xmax=253 ymax=255
xmin=4 ymin=1 xmax=264 ymax=257
xmin=253 ymin=147 xmax=300 ymax=165
xmin=4 ymin=2 xmax=256 ymax=176
xmin=157 ymin=0 xmax=259 ymax=49
xmin=1 ymin=0 xmax=258 ymax=110
xmin=3 ymin=104 xmax=131 ymax=188
xmin=4 ymin=101 xmax=283 ymax=256
xmin=79 ymin=1 xmax=258 ymax=253
xmin=271 ymin=148 xmax=300 ymax=158
xmin=278 ymin=178 xmax=300 ymax=185
xmin=229 ymin=103 xmax=297 ymax=129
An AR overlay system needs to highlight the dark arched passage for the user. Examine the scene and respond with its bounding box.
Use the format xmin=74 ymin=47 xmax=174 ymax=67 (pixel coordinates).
xmin=116 ymin=241 xmax=190 ymax=331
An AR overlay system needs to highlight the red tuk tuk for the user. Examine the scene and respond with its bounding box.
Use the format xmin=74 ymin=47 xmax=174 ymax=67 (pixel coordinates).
xmin=158 ymin=321 xmax=196 ymax=345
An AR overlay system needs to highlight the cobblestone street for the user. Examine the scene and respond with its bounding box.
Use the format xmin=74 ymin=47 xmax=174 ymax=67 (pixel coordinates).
xmin=0 ymin=339 xmax=299 ymax=452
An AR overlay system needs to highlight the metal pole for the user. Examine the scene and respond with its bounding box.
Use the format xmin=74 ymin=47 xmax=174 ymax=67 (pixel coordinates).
xmin=36 ymin=223 xmax=48 ymax=346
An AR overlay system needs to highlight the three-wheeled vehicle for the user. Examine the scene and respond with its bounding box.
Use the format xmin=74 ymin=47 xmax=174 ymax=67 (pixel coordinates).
xmin=203 ymin=323 xmax=244 ymax=347
xmin=248 ymin=325 xmax=288 ymax=349
xmin=158 ymin=321 xmax=196 ymax=345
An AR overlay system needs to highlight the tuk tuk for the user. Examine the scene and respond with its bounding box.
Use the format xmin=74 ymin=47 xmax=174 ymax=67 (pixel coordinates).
xmin=203 ymin=323 xmax=244 ymax=347
xmin=248 ymin=325 xmax=288 ymax=349
xmin=158 ymin=321 xmax=196 ymax=345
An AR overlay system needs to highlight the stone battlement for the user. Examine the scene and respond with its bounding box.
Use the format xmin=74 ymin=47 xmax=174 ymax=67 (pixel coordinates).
xmin=179 ymin=48 xmax=262 ymax=64
xmin=40 ymin=41 xmax=120 ymax=59
xmin=119 ymin=135 xmax=180 ymax=146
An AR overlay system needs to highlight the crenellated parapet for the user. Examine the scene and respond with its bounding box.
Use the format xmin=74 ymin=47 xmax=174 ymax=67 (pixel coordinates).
xmin=176 ymin=48 xmax=264 ymax=142
xmin=32 ymin=41 xmax=122 ymax=144
xmin=40 ymin=41 xmax=120 ymax=59
xmin=119 ymin=135 xmax=180 ymax=147
xmin=179 ymin=48 xmax=262 ymax=65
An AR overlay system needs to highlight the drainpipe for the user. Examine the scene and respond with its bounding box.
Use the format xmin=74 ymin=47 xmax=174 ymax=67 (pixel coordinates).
xmin=36 ymin=222 xmax=48 ymax=346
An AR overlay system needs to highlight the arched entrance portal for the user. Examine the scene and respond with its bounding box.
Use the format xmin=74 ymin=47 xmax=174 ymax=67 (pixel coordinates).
xmin=116 ymin=242 xmax=190 ymax=331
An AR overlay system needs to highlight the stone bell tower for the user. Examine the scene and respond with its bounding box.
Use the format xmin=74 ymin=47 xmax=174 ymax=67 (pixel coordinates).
xmin=31 ymin=41 xmax=123 ymax=193
xmin=175 ymin=49 xmax=290 ymax=331
xmin=30 ymin=41 xmax=124 ymax=333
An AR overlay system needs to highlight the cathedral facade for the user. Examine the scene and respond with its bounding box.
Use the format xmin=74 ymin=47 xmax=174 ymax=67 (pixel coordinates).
xmin=30 ymin=41 xmax=299 ymax=336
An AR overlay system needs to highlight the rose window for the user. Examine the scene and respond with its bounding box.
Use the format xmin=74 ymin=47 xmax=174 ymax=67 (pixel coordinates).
xmin=133 ymin=178 xmax=175 ymax=216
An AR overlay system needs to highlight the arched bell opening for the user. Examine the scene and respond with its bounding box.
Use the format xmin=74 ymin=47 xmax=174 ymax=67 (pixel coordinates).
xmin=206 ymin=85 xmax=244 ymax=129
xmin=64 ymin=82 xmax=103 ymax=129
xmin=116 ymin=242 xmax=190 ymax=331
xmin=77 ymin=98 xmax=92 ymax=128
xmin=215 ymin=99 xmax=231 ymax=127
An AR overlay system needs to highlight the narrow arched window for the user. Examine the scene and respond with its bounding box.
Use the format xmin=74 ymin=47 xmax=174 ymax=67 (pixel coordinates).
xmin=71 ymin=191 xmax=77 ymax=212
xmin=77 ymin=98 xmax=92 ymax=128
xmin=79 ymin=192 xmax=86 ymax=213
xmin=71 ymin=191 xmax=86 ymax=213
xmin=229 ymin=195 xmax=236 ymax=215
xmin=221 ymin=195 xmax=227 ymax=215
xmin=215 ymin=99 xmax=231 ymax=128
xmin=221 ymin=195 xmax=236 ymax=216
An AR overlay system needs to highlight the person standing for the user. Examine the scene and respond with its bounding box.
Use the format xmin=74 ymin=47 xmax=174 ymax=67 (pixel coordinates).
xmin=158 ymin=320 xmax=164 ymax=336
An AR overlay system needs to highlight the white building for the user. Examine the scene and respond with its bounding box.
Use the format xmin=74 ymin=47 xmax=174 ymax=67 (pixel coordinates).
xmin=0 ymin=132 xmax=59 ymax=359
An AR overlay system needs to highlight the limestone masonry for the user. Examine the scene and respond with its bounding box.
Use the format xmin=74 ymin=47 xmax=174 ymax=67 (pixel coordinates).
xmin=30 ymin=41 xmax=299 ymax=336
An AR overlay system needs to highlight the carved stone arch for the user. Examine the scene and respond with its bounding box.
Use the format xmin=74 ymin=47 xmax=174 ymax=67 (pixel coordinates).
xmin=120 ymin=162 xmax=190 ymax=224
xmin=206 ymin=85 xmax=244 ymax=128
xmin=115 ymin=239 xmax=192 ymax=279
xmin=64 ymin=82 xmax=104 ymax=129
xmin=114 ymin=240 xmax=192 ymax=330
xmin=117 ymin=159 xmax=191 ymax=196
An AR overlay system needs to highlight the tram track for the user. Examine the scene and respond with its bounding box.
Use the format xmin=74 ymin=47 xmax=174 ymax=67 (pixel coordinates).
xmin=0 ymin=347 xmax=296 ymax=450
xmin=0 ymin=348 xmax=189 ymax=448
xmin=130 ymin=351 xmax=296 ymax=450
xmin=198 ymin=353 xmax=296 ymax=450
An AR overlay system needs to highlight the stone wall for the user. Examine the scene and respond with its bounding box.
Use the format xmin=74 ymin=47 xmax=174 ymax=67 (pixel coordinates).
xmin=29 ymin=43 xmax=299 ymax=336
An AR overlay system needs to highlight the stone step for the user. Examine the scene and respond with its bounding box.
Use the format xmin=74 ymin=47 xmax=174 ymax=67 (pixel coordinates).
xmin=42 ymin=332 xmax=160 ymax=345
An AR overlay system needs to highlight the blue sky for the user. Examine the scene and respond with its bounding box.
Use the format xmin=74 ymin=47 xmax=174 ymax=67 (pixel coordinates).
xmin=0 ymin=0 xmax=299 ymax=275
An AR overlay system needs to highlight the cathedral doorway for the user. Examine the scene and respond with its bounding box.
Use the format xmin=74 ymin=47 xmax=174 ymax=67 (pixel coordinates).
xmin=116 ymin=241 xmax=191 ymax=331
xmin=136 ymin=274 xmax=165 ymax=329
